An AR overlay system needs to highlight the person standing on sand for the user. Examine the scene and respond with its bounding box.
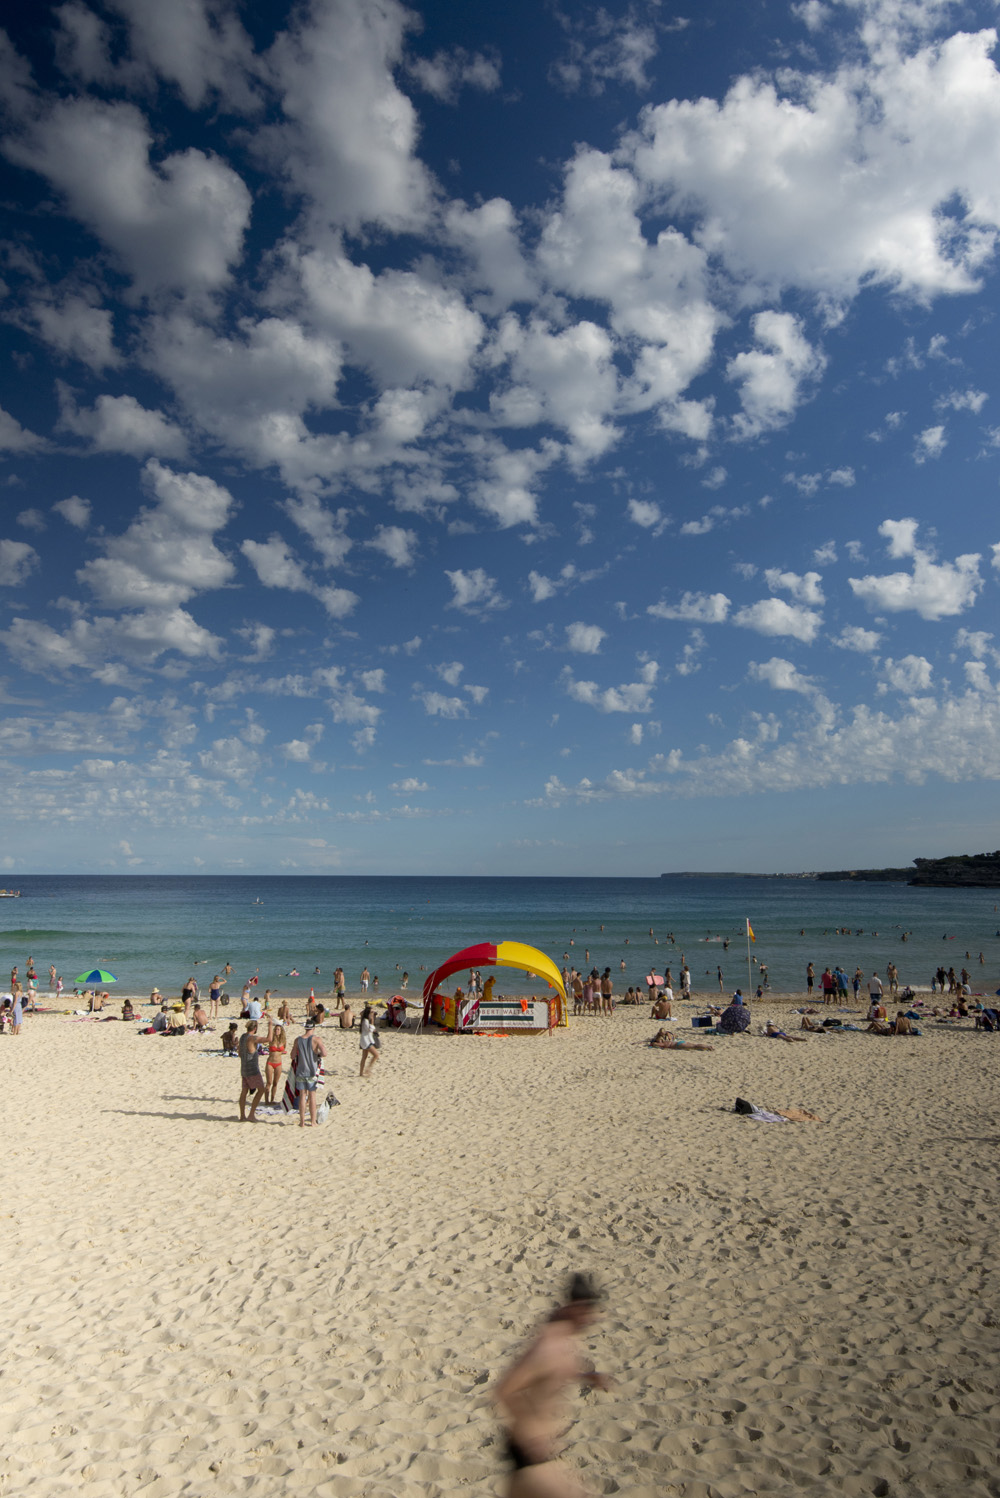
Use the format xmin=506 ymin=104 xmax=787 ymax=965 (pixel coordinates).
xmin=290 ymin=1021 xmax=326 ymax=1126
xmin=359 ymin=1004 xmax=380 ymax=1078
xmin=238 ymin=1021 xmax=265 ymax=1123
xmin=265 ymin=1023 xmax=287 ymax=1103
xmin=182 ymin=977 xmax=197 ymax=1018
xmin=493 ymin=1273 xmax=610 ymax=1498
xmin=806 ymin=963 xmax=814 ymax=994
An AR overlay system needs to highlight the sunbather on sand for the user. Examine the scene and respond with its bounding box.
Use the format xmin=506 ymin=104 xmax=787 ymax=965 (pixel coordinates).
xmin=649 ymin=1027 xmax=714 ymax=1052
xmin=764 ymin=1021 xmax=808 ymax=1042
xmin=800 ymin=1015 xmax=826 ymax=1032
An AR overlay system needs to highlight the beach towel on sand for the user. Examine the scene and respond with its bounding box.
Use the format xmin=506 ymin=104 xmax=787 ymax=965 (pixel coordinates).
xmin=280 ymin=1070 xmax=336 ymax=1120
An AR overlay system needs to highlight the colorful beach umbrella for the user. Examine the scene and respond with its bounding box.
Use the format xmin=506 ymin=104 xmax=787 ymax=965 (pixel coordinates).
xmin=76 ymin=968 xmax=117 ymax=985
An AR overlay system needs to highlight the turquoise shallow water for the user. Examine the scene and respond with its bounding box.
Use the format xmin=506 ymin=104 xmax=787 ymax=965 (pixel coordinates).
xmin=1 ymin=875 xmax=998 ymax=1000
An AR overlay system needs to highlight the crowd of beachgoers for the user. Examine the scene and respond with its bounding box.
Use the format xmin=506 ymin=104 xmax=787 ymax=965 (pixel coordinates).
xmin=3 ymin=931 xmax=998 ymax=1126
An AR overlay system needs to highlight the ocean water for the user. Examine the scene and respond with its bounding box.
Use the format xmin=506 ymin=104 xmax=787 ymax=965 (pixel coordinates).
xmin=0 ymin=875 xmax=998 ymax=1001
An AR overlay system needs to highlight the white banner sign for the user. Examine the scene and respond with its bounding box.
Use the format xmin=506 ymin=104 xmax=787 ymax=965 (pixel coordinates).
xmin=467 ymin=999 xmax=551 ymax=1029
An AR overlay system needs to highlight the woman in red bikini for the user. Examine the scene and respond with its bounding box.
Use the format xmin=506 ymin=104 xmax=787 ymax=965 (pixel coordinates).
xmin=265 ymin=1023 xmax=287 ymax=1104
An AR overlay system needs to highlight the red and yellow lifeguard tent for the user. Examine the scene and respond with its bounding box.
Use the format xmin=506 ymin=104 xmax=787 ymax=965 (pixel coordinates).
xmin=421 ymin=941 xmax=568 ymax=1032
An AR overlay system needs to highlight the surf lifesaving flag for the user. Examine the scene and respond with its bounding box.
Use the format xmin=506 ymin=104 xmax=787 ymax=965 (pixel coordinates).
xmin=746 ymin=919 xmax=755 ymax=943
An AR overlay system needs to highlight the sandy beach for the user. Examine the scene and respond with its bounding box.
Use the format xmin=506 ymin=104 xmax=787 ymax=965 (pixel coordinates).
xmin=2 ymin=996 xmax=999 ymax=1498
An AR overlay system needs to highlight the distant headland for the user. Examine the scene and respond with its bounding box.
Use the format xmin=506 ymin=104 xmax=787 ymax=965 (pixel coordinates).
xmin=661 ymin=852 xmax=1000 ymax=887
xmin=815 ymin=851 xmax=1000 ymax=887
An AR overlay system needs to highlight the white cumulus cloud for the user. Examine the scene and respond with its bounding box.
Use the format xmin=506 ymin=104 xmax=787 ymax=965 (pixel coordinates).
xmin=445 ymin=568 xmax=506 ymax=613
xmin=647 ymin=591 xmax=730 ymax=623
xmin=726 ymin=312 xmax=826 ymax=439
xmin=880 ymin=655 xmax=934 ymax=693
xmin=850 ymin=522 xmax=982 ymax=619
xmin=562 ymin=659 xmax=658 ymax=713
xmin=0 ymin=540 xmax=39 ymax=587
xmin=749 ymin=657 xmax=818 ymax=694
xmin=764 ymin=568 xmax=825 ymax=606
xmin=565 ymin=622 xmax=606 ymax=654
xmin=733 ymin=598 xmax=822 ymax=643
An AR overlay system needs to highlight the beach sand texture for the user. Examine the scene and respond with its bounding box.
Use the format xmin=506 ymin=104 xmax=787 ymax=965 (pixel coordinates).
xmin=2 ymin=1002 xmax=999 ymax=1498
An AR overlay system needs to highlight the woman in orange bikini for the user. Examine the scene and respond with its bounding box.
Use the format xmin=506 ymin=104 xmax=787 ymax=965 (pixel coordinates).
xmin=265 ymin=1023 xmax=287 ymax=1104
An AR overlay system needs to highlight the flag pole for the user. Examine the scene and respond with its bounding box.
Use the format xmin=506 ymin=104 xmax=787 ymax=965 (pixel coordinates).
xmin=746 ymin=918 xmax=752 ymax=995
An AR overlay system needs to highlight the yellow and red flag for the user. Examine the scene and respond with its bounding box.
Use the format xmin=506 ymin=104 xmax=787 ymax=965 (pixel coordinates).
xmin=746 ymin=919 xmax=755 ymax=943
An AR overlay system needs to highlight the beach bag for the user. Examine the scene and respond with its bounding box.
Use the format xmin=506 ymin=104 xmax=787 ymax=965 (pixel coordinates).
xmin=734 ymin=1098 xmax=755 ymax=1114
xmin=316 ymin=1091 xmax=340 ymax=1124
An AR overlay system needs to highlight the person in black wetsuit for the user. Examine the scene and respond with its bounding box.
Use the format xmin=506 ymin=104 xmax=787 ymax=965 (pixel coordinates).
xmin=493 ymin=1275 xmax=610 ymax=1497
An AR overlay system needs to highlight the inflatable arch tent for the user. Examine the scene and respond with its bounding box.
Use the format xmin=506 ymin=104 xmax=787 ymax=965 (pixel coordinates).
xmin=421 ymin=941 xmax=568 ymax=1031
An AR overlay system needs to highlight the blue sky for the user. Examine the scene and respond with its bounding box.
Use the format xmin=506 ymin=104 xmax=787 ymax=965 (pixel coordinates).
xmin=1 ymin=0 xmax=999 ymax=874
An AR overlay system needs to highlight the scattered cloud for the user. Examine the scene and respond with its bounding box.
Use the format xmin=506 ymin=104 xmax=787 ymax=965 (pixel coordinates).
xmin=647 ymin=592 xmax=730 ymax=624
xmin=53 ymin=495 xmax=92 ymax=529
xmin=914 ymin=425 xmax=947 ymax=463
xmin=880 ymin=654 xmax=933 ymax=694
xmin=733 ymin=598 xmax=822 ymax=643
xmin=562 ymin=659 xmax=659 ymax=713
xmin=832 ymin=625 xmax=881 ymax=653
xmin=417 ymin=691 xmax=469 ymax=718
xmin=550 ymin=4 xmax=661 ymax=96
xmin=0 ymin=540 xmax=39 ymax=587
xmin=445 ymin=568 xmax=506 ymax=613
xmin=408 ymin=46 xmax=501 ymax=103
xmin=850 ymin=520 xmax=982 ymax=620
xmin=749 ymin=657 xmax=819 ymax=695
xmin=627 ymin=498 xmax=665 ymax=529
xmin=679 ymin=504 xmax=747 ymax=536
xmin=565 ymin=621 xmax=606 ymax=654
xmin=727 ymin=312 xmax=826 ymax=439
xmin=764 ymin=568 xmax=825 ymax=606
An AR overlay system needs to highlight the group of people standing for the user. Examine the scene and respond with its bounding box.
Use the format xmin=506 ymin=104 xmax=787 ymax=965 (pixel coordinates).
xmin=231 ymin=998 xmax=383 ymax=1126
xmin=568 ymin=967 xmax=616 ymax=1015
xmin=807 ymin=962 xmax=903 ymax=1004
